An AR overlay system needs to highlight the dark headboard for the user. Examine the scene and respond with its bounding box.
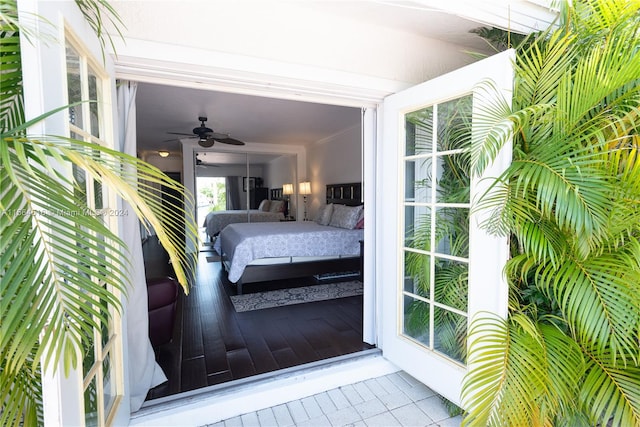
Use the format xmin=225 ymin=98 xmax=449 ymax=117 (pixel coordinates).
xmin=270 ymin=187 xmax=289 ymax=216
xmin=326 ymin=182 xmax=362 ymax=206
xmin=270 ymin=188 xmax=284 ymax=200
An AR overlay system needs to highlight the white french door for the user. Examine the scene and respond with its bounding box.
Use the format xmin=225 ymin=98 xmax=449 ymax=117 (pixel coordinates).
xmin=18 ymin=1 xmax=129 ymax=425
xmin=379 ymin=50 xmax=515 ymax=407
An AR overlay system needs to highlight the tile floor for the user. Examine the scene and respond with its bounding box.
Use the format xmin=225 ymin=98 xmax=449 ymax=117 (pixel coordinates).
xmin=202 ymin=371 xmax=462 ymax=427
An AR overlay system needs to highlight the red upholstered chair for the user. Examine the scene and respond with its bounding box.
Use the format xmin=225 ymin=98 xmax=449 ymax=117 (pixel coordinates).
xmin=146 ymin=276 xmax=179 ymax=347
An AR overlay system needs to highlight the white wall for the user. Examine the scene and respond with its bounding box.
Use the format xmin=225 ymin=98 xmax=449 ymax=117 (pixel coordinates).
xmin=264 ymin=154 xmax=298 ymax=216
xmin=142 ymin=153 xmax=183 ymax=174
xmin=111 ymin=2 xmax=477 ymax=87
xmin=306 ymin=125 xmax=361 ymax=219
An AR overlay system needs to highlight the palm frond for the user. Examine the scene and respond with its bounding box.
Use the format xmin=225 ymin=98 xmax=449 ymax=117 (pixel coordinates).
xmin=462 ymin=314 xmax=550 ymax=426
xmin=463 ymin=314 xmax=588 ymax=426
xmin=0 ymin=349 xmax=42 ymax=427
xmin=0 ymin=20 xmax=24 ymax=135
xmin=534 ymin=242 xmax=640 ymax=364
xmin=1 ymin=142 xmax=128 ymax=375
xmin=514 ymin=30 xmax=576 ymax=110
xmin=579 ymin=347 xmax=640 ymax=426
xmin=72 ymin=0 xmax=125 ymax=62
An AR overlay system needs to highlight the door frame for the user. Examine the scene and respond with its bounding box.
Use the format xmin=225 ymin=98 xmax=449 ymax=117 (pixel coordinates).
xmin=18 ymin=1 xmax=129 ymax=425
xmin=112 ymin=37 xmax=507 ymax=420
xmin=113 ymin=41 xmax=406 ymax=352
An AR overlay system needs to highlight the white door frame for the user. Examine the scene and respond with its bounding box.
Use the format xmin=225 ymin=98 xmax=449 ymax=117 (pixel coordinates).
xmin=112 ymin=40 xmax=407 ymax=349
xmin=18 ymin=1 xmax=129 ymax=425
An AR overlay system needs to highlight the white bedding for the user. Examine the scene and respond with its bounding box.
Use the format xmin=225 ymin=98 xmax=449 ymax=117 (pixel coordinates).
xmin=215 ymin=221 xmax=364 ymax=283
xmin=203 ymin=209 xmax=284 ymax=237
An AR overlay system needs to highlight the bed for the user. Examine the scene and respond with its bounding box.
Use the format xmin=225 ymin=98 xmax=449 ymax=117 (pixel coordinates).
xmin=215 ymin=182 xmax=363 ymax=294
xmin=202 ymin=188 xmax=287 ymax=239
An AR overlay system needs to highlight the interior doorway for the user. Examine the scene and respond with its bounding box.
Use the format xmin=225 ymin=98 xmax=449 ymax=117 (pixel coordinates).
xmin=135 ymin=88 xmax=371 ymax=405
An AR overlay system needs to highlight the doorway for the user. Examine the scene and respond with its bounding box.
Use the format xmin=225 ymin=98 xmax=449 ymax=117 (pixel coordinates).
xmin=135 ymin=86 xmax=370 ymax=403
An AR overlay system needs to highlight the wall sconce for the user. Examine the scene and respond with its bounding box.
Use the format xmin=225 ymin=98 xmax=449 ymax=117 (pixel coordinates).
xmin=299 ymin=181 xmax=311 ymax=220
xmin=158 ymin=150 xmax=170 ymax=158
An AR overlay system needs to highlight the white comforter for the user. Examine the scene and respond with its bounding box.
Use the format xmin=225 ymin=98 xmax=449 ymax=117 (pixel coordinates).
xmin=215 ymin=222 xmax=364 ymax=283
xmin=203 ymin=209 xmax=284 ymax=237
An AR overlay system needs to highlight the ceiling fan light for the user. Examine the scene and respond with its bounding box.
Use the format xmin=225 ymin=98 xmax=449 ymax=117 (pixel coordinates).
xmin=198 ymin=138 xmax=214 ymax=148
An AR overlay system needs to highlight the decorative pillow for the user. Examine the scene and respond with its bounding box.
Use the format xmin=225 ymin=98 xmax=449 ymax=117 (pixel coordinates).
xmin=329 ymin=204 xmax=364 ymax=229
xmin=355 ymin=210 xmax=364 ymax=229
xmin=257 ymin=199 xmax=271 ymax=212
xmin=315 ymin=203 xmax=334 ymax=226
xmin=269 ymin=200 xmax=285 ymax=213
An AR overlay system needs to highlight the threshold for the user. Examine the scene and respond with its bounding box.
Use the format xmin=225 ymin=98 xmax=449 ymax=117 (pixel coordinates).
xmin=130 ymin=348 xmax=396 ymax=426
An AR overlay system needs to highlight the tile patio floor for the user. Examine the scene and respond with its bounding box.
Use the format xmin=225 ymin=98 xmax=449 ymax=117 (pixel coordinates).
xmin=201 ymin=371 xmax=462 ymax=427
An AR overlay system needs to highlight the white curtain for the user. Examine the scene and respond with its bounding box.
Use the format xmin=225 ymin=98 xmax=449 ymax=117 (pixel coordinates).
xmin=117 ymin=81 xmax=168 ymax=412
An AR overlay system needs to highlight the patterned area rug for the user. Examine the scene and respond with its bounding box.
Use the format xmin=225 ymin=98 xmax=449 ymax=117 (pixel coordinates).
xmin=230 ymin=280 xmax=363 ymax=312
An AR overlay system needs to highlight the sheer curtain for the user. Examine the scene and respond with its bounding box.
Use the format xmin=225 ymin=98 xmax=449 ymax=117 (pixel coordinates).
xmin=117 ymin=81 xmax=167 ymax=412
xmin=226 ymin=176 xmax=241 ymax=210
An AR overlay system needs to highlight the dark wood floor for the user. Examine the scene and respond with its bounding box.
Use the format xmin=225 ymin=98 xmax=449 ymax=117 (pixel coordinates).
xmin=145 ymin=246 xmax=373 ymax=401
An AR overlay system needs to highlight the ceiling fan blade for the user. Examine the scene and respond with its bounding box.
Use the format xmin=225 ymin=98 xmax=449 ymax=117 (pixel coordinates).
xmin=215 ymin=137 xmax=245 ymax=146
xmin=209 ymin=132 xmax=230 ymax=139
xmin=167 ymin=132 xmax=194 ymax=136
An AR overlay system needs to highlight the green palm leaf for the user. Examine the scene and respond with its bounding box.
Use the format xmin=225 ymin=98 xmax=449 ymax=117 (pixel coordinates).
xmin=1 ymin=133 xmax=198 ymax=425
xmin=462 ymin=314 xmax=549 ymax=426
xmin=579 ymin=348 xmax=640 ymax=426
xmin=1 ymin=0 xmax=200 ymax=425
xmin=534 ymin=243 xmax=640 ymax=363
xmin=463 ymin=314 xmax=587 ymax=426
xmin=465 ymin=1 xmax=640 ymax=424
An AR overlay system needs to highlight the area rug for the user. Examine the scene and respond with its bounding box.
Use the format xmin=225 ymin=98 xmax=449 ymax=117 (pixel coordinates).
xmin=230 ymin=280 xmax=363 ymax=312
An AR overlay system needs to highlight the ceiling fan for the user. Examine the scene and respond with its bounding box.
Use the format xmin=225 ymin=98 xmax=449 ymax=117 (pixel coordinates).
xmin=167 ymin=116 xmax=245 ymax=148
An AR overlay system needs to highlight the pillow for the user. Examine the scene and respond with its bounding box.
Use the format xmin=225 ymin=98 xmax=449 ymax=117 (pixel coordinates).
xmin=315 ymin=203 xmax=334 ymax=226
xmin=329 ymin=204 xmax=364 ymax=229
xmin=269 ymin=200 xmax=285 ymax=213
xmin=355 ymin=210 xmax=364 ymax=229
xmin=257 ymin=199 xmax=271 ymax=212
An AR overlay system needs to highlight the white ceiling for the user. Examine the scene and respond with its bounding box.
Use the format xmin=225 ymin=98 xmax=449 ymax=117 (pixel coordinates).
xmin=136 ymin=83 xmax=362 ymax=155
xmin=133 ymin=1 xmax=552 ymax=158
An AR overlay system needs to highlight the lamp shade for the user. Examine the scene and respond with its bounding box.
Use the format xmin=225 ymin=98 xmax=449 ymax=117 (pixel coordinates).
xmin=282 ymin=183 xmax=294 ymax=195
xmin=299 ymin=181 xmax=311 ymax=195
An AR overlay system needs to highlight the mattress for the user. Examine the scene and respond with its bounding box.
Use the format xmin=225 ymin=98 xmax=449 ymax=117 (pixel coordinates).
xmin=215 ymin=221 xmax=364 ymax=283
xmin=203 ymin=209 xmax=284 ymax=237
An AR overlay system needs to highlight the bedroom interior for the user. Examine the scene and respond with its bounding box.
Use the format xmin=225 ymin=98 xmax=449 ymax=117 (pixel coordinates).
xmin=216 ymin=182 xmax=364 ymax=295
xmin=138 ymin=83 xmax=367 ymax=403
xmin=142 ymin=182 xmax=368 ymax=403
xmin=196 ymin=150 xmax=297 ymax=240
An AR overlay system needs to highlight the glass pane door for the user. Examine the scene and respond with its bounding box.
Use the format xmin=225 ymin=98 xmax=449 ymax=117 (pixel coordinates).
xmin=403 ymin=95 xmax=472 ymax=366
xmin=380 ymin=49 xmax=514 ymax=407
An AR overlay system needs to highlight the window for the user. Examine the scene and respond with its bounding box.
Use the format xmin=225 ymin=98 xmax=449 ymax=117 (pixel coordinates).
xmin=65 ymin=32 xmax=123 ymax=426
xmin=402 ymin=95 xmax=473 ymax=365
